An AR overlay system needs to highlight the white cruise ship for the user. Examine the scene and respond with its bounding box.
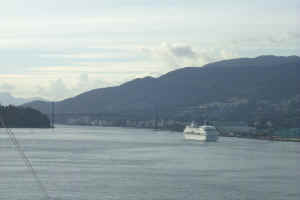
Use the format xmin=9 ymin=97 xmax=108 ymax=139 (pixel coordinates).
xmin=184 ymin=122 xmax=219 ymax=141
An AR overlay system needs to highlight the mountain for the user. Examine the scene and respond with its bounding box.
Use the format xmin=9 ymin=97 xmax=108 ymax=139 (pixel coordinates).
xmin=0 ymin=92 xmax=46 ymax=106
xmin=24 ymin=55 xmax=300 ymax=125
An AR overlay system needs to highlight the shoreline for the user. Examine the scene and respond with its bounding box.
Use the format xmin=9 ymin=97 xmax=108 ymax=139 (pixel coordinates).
xmin=221 ymin=135 xmax=300 ymax=142
xmin=59 ymin=123 xmax=300 ymax=143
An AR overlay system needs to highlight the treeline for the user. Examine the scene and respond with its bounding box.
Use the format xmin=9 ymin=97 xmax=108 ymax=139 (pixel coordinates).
xmin=0 ymin=105 xmax=50 ymax=128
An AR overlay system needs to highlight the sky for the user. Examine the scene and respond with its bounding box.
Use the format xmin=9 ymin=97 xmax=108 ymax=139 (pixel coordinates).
xmin=0 ymin=0 xmax=299 ymax=100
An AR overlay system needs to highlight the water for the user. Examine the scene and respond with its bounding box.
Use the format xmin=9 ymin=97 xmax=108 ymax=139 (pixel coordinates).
xmin=0 ymin=125 xmax=300 ymax=200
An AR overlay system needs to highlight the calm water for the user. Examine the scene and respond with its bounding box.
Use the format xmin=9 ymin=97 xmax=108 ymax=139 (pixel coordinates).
xmin=0 ymin=125 xmax=299 ymax=200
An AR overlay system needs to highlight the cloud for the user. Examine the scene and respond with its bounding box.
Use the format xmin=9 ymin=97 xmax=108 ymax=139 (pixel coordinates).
xmin=0 ymin=83 xmax=15 ymax=92
xmin=79 ymin=73 xmax=89 ymax=83
xmin=0 ymin=0 xmax=298 ymax=103
xmin=266 ymin=32 xmax=300 ymax=46
xmin=76 ymin=73 xmax=96 ymax=93
xmin=230 ymin=32 xmax=300 ymax=48
xmin=35 ymin=73 xmax=109 ymax=100
xmin=142 ymin=42 xmax=237 ymax=69
xmin=74 ymin=73 xmax=113 ymax=95
xmin=169 ymin=45 xmax=197 ymax=58
xmin=36 ymin=78 xmax=72 ymax=100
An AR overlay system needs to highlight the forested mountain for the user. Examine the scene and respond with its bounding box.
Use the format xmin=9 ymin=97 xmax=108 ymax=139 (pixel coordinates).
xmin=24 ymin=55 xmax=300 ymax=127
xmin=0 ymin=105 xmax=50 ymax=128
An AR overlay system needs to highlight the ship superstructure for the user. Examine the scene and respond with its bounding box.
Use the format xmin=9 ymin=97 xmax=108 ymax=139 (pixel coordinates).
xmin=184 ymin=122 xmax=219 ymax=141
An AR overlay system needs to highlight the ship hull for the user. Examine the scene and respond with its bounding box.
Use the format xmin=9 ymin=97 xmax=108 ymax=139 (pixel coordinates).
xmin=184 ymin=133 xmax=218 ymax=142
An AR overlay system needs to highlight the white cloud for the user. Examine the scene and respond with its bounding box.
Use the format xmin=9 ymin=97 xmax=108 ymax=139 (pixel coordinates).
xmin=36 ymin=78 xmax=72 ymax=100
xmin=34 ymin=73 xmax=111 ymax=100
xmin=142 ymin=43 xmax=238 ymax=69
xmin=266 ymin=32 xmax=300 ymax=46
xmin=75 ymin=73 xmax=107 ymax=95
xmin=0 ymin=83 xmax=15 ymax=92
xmin=229 ymin=32 xmax=300 ymax=49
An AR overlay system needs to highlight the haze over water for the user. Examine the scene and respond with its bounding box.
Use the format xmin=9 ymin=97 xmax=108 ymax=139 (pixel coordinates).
xmin=0 ymin=125 xmax=299 ymax=200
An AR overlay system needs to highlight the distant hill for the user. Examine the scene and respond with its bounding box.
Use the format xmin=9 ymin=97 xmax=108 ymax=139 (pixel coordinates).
xmin=0 ymin=92 xmax=46 ymax=106
xmin=24 ymin=55 xmax=300 ymax=126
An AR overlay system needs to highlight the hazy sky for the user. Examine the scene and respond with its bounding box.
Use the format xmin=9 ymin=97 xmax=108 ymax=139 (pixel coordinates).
xmin=1 ymin=0 xmax=299 ymax=100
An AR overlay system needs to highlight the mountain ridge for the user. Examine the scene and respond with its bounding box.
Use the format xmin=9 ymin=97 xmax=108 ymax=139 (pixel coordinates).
xmin=23 ymin=55 xmax=300 ymax=123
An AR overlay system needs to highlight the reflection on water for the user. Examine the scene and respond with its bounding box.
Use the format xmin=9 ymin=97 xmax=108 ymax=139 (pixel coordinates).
xmin=0 ymin=125 xmax=300 ymax=200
